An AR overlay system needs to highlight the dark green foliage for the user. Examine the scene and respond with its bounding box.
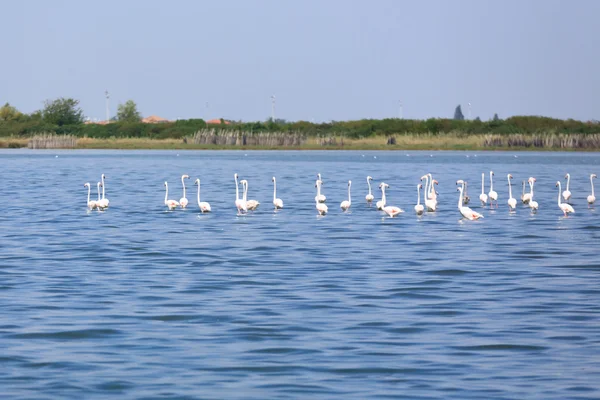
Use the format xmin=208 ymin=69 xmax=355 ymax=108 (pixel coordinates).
xmin=42 ymin=98 xmax=84 ymax=126
xmin=116 ymin=100 xmax=142 ymax=122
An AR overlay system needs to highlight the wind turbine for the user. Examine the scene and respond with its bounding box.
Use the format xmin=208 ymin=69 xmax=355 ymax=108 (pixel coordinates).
xmin=271 ymin=95 xmax=276 ymax=121
xmin=105 ymin=90 xmax=110 ymax=122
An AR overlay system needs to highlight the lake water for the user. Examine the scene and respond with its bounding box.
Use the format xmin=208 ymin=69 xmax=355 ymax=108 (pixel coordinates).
xmin=1 ymin=149 xmax=600 ymax=399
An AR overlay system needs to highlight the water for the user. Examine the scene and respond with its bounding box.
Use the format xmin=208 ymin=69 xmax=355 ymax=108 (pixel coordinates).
xmin=1 ymin=149 xmax=600 ymax=399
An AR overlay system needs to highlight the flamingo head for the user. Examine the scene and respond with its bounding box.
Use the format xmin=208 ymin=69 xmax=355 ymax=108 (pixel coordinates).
xmin=272 ymin=176 xmax=276 ymax=182
xmin=490 ymin=171 xmax=494 ymax=177
xmin=348 ymin=180 xmax=351 ymax=186
xmin=164 ymin=181 xmax=168 ymax=186
xmin=592 ymin=174 xmax=598 ymax=179
xmin=420 ymin=175 xmax=427 ymax=181
xmin=101 ymin=174 xmax=106 ymax=180
xmin=556 ymin=181 xmax=560 ymax=188
xmin=182 ymin=174 xmax=190 ymax=179
xmin=456 ymin=180 xmax=464 ymax=185
xmin=508 ymin=174 xmax=513 ymax=179
xmin=234 ymin=173 xmax=238 ymax=179
xmin=194 ymin=178 xmax=200 ymax=185
xmin=367 ymin=176 xmax=372 ymax=181
xmin=84 ymin=182 xmax=90 ymax=188
xmin=528 ymin=177 xmax=536 ymax=183
xmin=433 ymin=180 xmax=439 ymax=186
xmin=565 ymin=173 xmax=570 ymax=179
xmin=418 ymin=183 xmax=423 ymax=189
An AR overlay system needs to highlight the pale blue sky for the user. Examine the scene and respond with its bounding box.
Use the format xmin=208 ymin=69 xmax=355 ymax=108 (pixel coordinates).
xmin=2 ymin=0 xmax=599 ymax=122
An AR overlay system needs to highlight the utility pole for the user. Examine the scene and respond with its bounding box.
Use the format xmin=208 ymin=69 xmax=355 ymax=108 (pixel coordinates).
xmin=399 ymin=100 xmax=403 ymax=119
xmin=105 ymin=90 xmax=110 ymax=122
xmin=271 ymin=95 xmax=276 ymax=121
xmin=468 ymin=102 xmax=472 ymax=120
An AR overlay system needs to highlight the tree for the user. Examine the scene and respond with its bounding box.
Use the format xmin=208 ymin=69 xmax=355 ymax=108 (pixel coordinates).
xmin=454 ymin=105 xmax=464 ymax=120
xmin=116 ymin=100 xmax=141 ymax=122
xmin=493 ymin=113 xmax=500 ymax=121
xmin=42 ymin=98 xmax=84 ymax=126
xmin=0 ymin=102 xmax=23 ymax=121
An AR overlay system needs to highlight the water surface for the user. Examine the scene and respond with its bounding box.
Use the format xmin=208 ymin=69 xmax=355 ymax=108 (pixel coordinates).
xmin=1 ymin=150 xmax=600 ymax=399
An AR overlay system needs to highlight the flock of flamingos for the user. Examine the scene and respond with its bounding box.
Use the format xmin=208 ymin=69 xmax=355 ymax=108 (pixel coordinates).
xmin=84 ymin=171 xmax=597 ymax=220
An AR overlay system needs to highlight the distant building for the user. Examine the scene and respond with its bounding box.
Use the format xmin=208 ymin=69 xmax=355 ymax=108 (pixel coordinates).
xmin=142 ymin=115 xmax=170 ymax=124
xmin=206 ymin=118 xmax=231 ymax=125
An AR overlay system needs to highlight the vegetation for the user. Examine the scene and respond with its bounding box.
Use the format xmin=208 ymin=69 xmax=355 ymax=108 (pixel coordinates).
xmin=1 ymin=97 xmax=599 ymax=150
xmin=116 ymin=100 xmax=142 ymax=122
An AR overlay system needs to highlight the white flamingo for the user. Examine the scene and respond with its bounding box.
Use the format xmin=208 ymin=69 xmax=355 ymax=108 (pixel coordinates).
xmin=456 ymin=180 xmax=484 ymax=220
xmin=164 ymin=181 xmax=180 ymax=210
xmin=521 ymin=180 xmax=532 ymax=204
xmin=84 ymin=183 xmax=98 ymax=210
xmin=379 ymin=183 xmax=403 ymax=217
xmin=234 ymin=173 xmax=247 ymax=214
xmin=421 ymin=174 xmax=437 ymax=212
xmin=507 ymin=174 xmax=517 ymax=211
xmin=365 ymin=176 xmax=374 ymax=204
xmin=488 ymin=171 xmax=498 ymax=208
xmin=563 ymin=173 xmax=572 ymax=203
xmin=463 ymin=181 xmax=471 ymax=205
xmin=587 ymin=174 xmax=597 ymax=206
xmin=315 ymin=173 xmax=326 ymax=203
xmin=179 ymin=174 xmax=190 ymax=208
xmin=315 ymin=180 xmax=328 ymax=215
xmin=427 ymin=173 xmax=438 ymax=200
xmin=96 ymin=182 xmax=106 ymax=210
xmin=556 ymin=181 xmax=575 ymax=216
xmin=480 ymin=172 xmax=488 ymax=205
xmin=194 ymin=178 xmax=211 ymax=213
xmin=414 ymin=184 xmax=424 ymax=215
xmin=272 ymin=177 xmax=283 ymax=210
xmin=241 ymin=180 xmax=260 ymax=211
xmin=98 ymin=174 xmax=109 ymax=209
xmin=528 ymin=177 xmax=539 ymax=211
xmin=340 ymin=180 xmax=352 ymax=211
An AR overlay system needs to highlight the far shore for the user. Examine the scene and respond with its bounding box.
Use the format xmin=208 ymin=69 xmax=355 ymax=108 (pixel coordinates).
xmin=1 ymin=136 xmax=599 ymax=152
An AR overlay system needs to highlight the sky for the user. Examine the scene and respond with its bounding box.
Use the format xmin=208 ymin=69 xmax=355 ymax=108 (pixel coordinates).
xmin=2 ymin=0 xmax=599 ymax=122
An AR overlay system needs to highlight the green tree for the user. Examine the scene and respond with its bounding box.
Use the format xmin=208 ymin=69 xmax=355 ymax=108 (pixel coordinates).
xmin=454 ymin=105 xmax=464 ymax=120
xmin=0 ymin=102 xmax=23 ymax=121
xmin=116 ymin=100 xmax=141 ymax=122
xmin=42 ymin=98 xmax=84 ymax=126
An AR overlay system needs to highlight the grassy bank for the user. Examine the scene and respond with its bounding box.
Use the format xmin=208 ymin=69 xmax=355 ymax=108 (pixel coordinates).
xmin=3 ymin=134 xmax=599 ymax=151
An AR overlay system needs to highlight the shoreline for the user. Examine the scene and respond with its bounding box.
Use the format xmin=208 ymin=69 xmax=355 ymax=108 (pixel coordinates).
xmin=2 ymin=137 xmax=600 ymax=152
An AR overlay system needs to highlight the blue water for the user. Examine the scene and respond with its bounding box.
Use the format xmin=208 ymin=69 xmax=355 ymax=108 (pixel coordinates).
xmin=1 ymin=149 xmax=600 ymax=399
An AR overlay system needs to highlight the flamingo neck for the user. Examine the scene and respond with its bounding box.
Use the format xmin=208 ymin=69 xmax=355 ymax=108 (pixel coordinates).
xmin=97 ymin=184 xmax=102 ymax=202
xmin=508 ymin=177 xmax=513 ymax=198
xmin=317 ymin=181 xmax=322 ymax=198
xmin=481 ymin=174 xmax=485 ymax=194
xmin=489 ymin=172 xmax=494 ymax=191
xmin=566 ymin=174 xmax=570 ymax=190
xmin=347 ymin=183 xmax=351 ymax=202
xmin=529 ymin=180 xmax=534 ymax=198
xmin=592 ymin=176 xmax=595 ymax=197
xmin=522 ymin=181 xmax=525 ymax=196
xmin=367 ymin=179 xmax=372 ymax=195
xmin=101 ymin=177 xmax=106 ymax=199
xmin=197 ymin=182 xmax=201 ymax=206
xmin=182 ymin=177 xmax=186 ymax=198
xmin=381 ymin=186 xmax=386 ymax=205
xmin=165 ymin=183 xmax=168 ymax=204
xmin=458 ymin=187 xmax=463 ymax=209
xmin=243 ymin=183 xmax=248 ymax=202
xmin=273 ymin=179 xmax=277 ymax=201
xmin=557 ymin=182 xmax=561 ymax=206
xmin=234 ymin=176 xmax=240 ymax=201
xmin=417 ymin=186 xmax=421 ymax=205
xmin=87 ymin=185 xmax=91 ymax=204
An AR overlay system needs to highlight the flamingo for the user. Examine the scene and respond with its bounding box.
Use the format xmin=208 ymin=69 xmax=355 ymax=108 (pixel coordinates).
xmin=427 ymin=173 xmax=438 ymax=200
xmin=479 ymin=172 xmax=488 ymax=206
xmin=521 ymin=180 xmax=532 ymax=204
xmin=556 ymin=181 xmax=575 ymax=216
xmin=164 ymin=181 xmax=180 ymax=210
xmin=96 ymin=182 xmax=106 ymax=210
xmin=340 ymin=180 xmax=352 ymax=211
xmin=315 ymin=180 xmax=328 ymax=215
xmin=563 ymin=173 xmax=572 ymax=203
xmin=414 ymin=184 xmax=424 ymax=215
xmin=315 ymin=177 xmax=327 ymax=204
xmin=379 ymin=183 xmax=403 ymax=217
xmin=234 ymin=173 xmax=247 ymax=214
xmin=507 ymin=174 xmax=517 ymax=211
xmin=488 ymin=171 xmax=498 ymax=208
xmin=376 ymin=180 xmax=387 ymax=210
xmin=84 ymin=183 xmax=98 ymax=210
xmin=98 ymin=174 xmax=109 ymax=209
xmin=456 ymin=180 xmax=484 ymax=220
xmin=365 ymin=176 xmax=374 ymax=204
xmin=179 ymin=174 xmax=190 ymax=208
xmin=194 ymin=178 xmax=211 ymax=213
xmin=463 ymin=181 xmax=471 ymax=205
xmin=272 ymin=177 xmax=283 ymax=210
xmin=421 ymin=174 xmax=437 ymax=212
xmin=528 ymin=177 xmax=539 ymax=211
xmin=315 ymin=173 xmax=326 ymax=203
xmin=587 ymin=174 xmax=597 ymax=206
xmin=241 ymin=180 xmax=260 ymax=211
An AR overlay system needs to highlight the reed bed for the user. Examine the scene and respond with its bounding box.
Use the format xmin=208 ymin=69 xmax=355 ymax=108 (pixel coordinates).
xmin=483 ymin=134 xmax=600 ymax=149
xmin=28 ymin=133 xmax=77 ymax=149
xmin=189 ymin=129 xmax=306 ymax=147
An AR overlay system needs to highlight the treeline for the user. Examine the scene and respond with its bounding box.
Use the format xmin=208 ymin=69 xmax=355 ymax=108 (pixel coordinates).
xmin=2 ymin=116 xmax=599 ymax=140
xmin=1 ymin=99 xmax=599 ymax=139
